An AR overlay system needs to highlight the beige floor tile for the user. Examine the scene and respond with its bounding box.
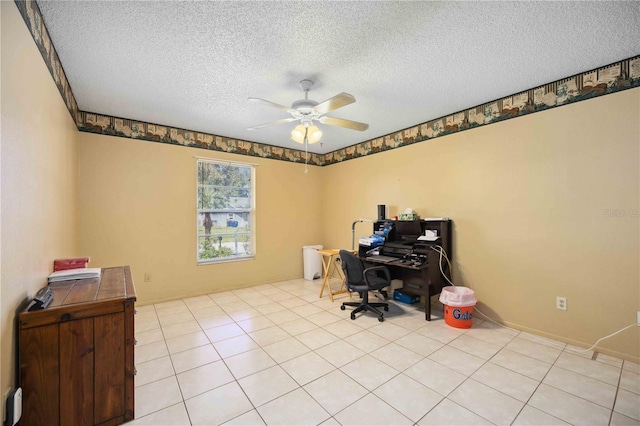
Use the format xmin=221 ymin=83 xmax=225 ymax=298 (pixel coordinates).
xmin=278 ymin=296 xmax=308 ymax=308
xmin=162 ymin=320 xmax=202 ymax=340
xmin=295 ymin=328 xmax=339 ymax=350
xmin=228 ymin=308 xmax=262 ymax=322
xmin=136 ymin=328 xmax=165 ymax=346
xmin=236 ymin=315 xmax=275 ymax=333
xmin=136 ymin=315 xmax=161 ymax=333
xmin=185 ymin=381 xmax=253 ymax=425
xmin=370 ymin=342 xmax=425 ymax=372
xmin=464 ymin=322 xmax=517 ymax=347
xmin=323 ymin=319 xmax=363 ymax=339
xmin=237 ymin=365 xmax=298 ymax=407
xmin=528 ymin=383 xmax=611 ymax=425
xmin=248 ymin=325 xmax=291 ymax=346
xmin=254 ymin=301 xmax=287 ymax=315
xmin=610 ymin=411 xmax=640 ymax=426
xmin=471 ymin=362 xmax=539 ymax=402
xmin=127 ymin=402 xmax=190 ymax=425
xmin=204 ymin=322 xmax=246 ymax=343
xmin=555 ymin=351 xmax=621 ymax=386
xmin=261 ymin=336 xmax=310 ymax=363
xmin=343 ymin=329 xmax=390 ymax=352
xmin=417 ymin=398 xmax=493 ymax=425
xmin=620 ymin=369 xmax=640 ymax=394
xmin=265 ymin=309 xmax=302 ymax=324
xmin=512 ymin=405 xmax=570 ymax=425
xmin=615 ymin=389 xmax=640 ymax=421
xmin=165 ymin=331 xmax=210 ymax=354
xmin=176 ymin=359 xmax=234 ymax=399
xmin=222 ymin=409 xmax=266 ymax=425
xmin=281 ymin=351 xmax=335 ymax=385
xmin=128 ymin=282 xmax=634 ymax=426
xmin=394 ymin=332 xmax=444 ymax=357
xmin=135 ymin=376 xmax=184 ymax=418
xmin=291 ymin=303 xmax=324 ymax=317
xmin=415 ymin=322 xmax=466 ymax=344
xmin=170 ymin=344 xmax=221 ymax=374
xmin=306 ymin=311 xmax=342 ymax=327
xmin=196 ymin=312 xmax=234 ymax=329
xmin=257 ymin=388 xmax=331 ymax=425
xmin=490 ymin=348 xmax=552 ymax=381
xmin=428 ymin=345 xmax=485 ymax=376
xmin=405 ymin=357 xmax=467 ymax=396
xmin=505 ymin=337 xmax=563 ymax=364
xmin=303 ymin=369 xmax=368 ymax=415
xmin=368 ymin=322 xmax=412 ymax=341
xmin=340 ymin=354 xmax=399 ymax=391
xmin=449 ymin=378 xmax=524 ymax=425
xmin=189 ymin=304 xmax=225 ymax=320
xmin=158 ymin=312 xmax=196 ymax=328
xmin=213 ymin=334 xmax=259 ymax=358
xmin=278 ymin=318 xmax=318 ymax=335
xmin=135 ymin=340 xmax=168 ymax=364
xmin=374 ymin=373 xmax=443 ymax=422
xmin=225 ymin=348 xmax=276 ymax=379
xmin=543 ymin=365 xmax=617 ymax=408
xmin=136 ymin=356 xmax=175 ymax=387
xmin=448 ymin=333 xmax=502 ymax=360
xmin=315 ymin=340 xmax=365 ymax=367
xmin=334 ymin=392 xmax=413 ymax=425
xmin=623 ymin=360 xmax=639 ymax=373
xmin=183 ymin=295 xmax=217 ymax=309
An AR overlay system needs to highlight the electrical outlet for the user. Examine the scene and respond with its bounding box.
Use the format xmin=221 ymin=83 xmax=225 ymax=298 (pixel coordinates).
xmin=556 ymin=296 xmax=567 ymax=311
xmin=144 ymin=273 xmax=151 ymax=282
xmin=637 ymin=310 xmax=640 ymax=325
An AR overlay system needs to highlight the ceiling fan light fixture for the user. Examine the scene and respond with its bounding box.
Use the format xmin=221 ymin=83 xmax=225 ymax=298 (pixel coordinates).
xmin=291 ymin=124 xmax=322 ymax=144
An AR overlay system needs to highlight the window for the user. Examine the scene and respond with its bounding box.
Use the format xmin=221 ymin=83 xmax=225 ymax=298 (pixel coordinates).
xmin=197 ymin=159 xmax=255 ymax=264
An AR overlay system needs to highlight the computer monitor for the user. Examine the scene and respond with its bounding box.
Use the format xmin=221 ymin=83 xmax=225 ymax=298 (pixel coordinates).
xmin=394 ymin=220 xmax=422 ymax=242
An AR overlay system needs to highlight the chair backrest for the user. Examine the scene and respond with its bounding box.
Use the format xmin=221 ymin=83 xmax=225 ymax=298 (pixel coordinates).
xmin=339 ymin=250 xmax=365 ymax=286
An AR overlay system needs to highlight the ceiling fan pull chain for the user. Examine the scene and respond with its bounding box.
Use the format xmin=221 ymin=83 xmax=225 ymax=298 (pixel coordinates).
xmin=304 ymin=128 xmax=309 ymax=174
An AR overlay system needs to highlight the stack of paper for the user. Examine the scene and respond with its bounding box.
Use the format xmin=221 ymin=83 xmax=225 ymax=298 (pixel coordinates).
xmin=48 ymin=268 xmax=101 ymax=283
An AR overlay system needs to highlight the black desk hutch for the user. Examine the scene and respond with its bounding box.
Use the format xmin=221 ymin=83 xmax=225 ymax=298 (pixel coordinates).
xmin=359 ymin=219 xmax=452 ymax=320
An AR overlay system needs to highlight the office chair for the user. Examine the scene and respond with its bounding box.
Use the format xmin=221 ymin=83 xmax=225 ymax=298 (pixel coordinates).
xmin=339 ymin=249 xmax=390 ymax=322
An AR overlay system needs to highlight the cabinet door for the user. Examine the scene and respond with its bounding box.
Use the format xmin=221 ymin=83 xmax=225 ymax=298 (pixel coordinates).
xmin=20 ymin=325 xmax=60 ymax=426
xmin=60 ymin=318 xmax=94 ymax=426
xmin=94 ymin=312 xmax=125 ymax=424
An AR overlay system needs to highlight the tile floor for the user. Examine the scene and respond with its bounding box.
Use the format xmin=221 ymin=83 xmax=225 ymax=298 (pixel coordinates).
xmin=127 ymin=278 xmax=640 ymax=426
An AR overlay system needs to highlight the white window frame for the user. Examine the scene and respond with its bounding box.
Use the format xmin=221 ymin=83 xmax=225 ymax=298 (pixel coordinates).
xmin=196 ymin=158 xmax=256 ymax=264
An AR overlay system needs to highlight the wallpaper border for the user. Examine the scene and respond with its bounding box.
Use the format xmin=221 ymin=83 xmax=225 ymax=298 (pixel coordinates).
xmin=15 ymin=1 xmax=640 ymax=167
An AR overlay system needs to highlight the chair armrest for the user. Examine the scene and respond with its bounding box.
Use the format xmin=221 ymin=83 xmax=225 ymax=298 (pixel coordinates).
xmin=363 ymin=265 xmax=391 ymax=287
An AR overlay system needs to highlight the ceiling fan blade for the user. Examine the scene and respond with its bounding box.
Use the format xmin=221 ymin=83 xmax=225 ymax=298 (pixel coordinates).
xmin=313 ymin=92 xmax=356 ymax=115
xmin=319 ymin=116 xmax=369 ymax=131
xmin=248 ymin=97 xmax=296 ymax=114
xmin=246 ymin=117 xmax=297 ymax=131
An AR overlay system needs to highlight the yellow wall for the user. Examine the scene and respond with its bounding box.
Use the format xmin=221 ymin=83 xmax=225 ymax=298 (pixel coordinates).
xmin=1 ymin=0 xmax=79 ymax=399
xmin=76 ymin=132 xmax=323 ymax=303
xmin=322 ymin=88 xmax=640 ymax=361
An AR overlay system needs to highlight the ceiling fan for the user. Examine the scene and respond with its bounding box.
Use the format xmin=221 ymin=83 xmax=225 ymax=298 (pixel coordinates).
xmin=247 ymin=79 xmax=369 ymax=144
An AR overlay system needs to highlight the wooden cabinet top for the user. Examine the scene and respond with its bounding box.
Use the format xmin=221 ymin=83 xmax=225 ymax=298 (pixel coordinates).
xmin=19 ymin=266 xmax=136 ymax=329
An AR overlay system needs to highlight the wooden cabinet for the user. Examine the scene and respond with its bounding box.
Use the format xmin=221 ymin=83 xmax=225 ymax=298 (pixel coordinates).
xmin=18 ymin=266 xmax=136 ymax=426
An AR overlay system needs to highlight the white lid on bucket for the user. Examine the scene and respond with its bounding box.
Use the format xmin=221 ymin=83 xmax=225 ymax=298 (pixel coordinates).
xmin=439 ymin=286 xmax=477 ymax=307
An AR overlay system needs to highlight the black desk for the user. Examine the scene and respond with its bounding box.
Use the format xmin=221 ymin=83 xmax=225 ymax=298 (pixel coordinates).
xmin=362 ymin=251 xmax=447 ymax=321
xmin=360 ymin=219 xmax=452 ymax=321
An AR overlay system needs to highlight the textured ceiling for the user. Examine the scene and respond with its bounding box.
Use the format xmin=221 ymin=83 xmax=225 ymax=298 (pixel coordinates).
xmin=38 ymin=1 xmax=640 ymax=154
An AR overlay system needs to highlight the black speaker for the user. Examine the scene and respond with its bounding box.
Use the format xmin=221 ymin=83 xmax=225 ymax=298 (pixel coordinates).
xmin=377 ymin=205 xmax=386 ymax=220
